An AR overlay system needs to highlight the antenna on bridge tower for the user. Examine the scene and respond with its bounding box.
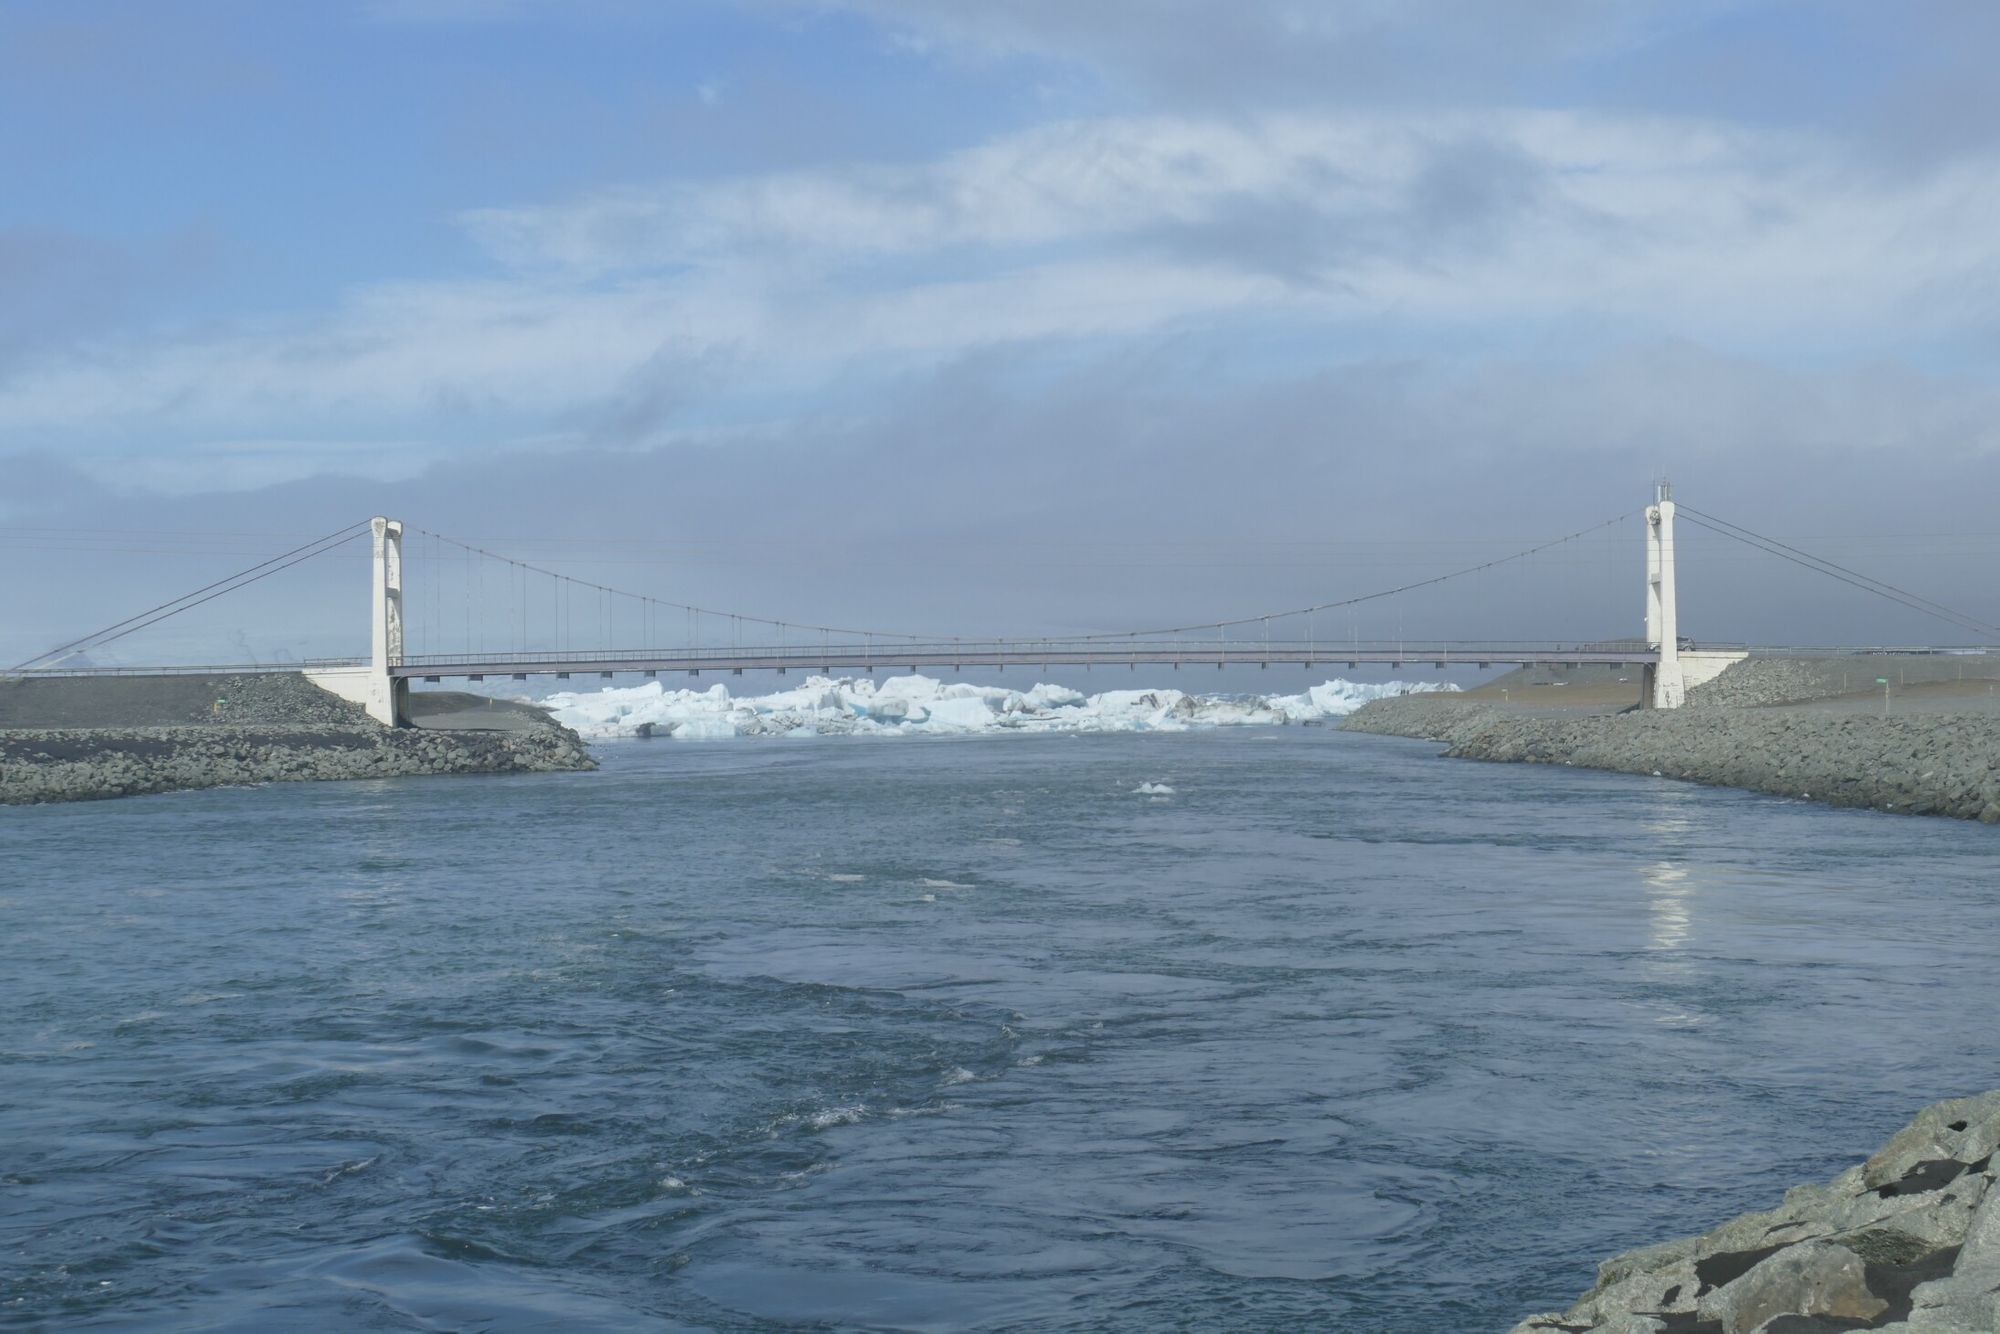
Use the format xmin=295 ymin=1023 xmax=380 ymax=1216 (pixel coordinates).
xmin=1644 ymin=478 xmax=1685 ymax=709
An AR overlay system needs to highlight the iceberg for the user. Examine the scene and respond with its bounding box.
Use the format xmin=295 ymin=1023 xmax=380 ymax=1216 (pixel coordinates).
xmin=533 ymin=674 xmax=1457 ymax=741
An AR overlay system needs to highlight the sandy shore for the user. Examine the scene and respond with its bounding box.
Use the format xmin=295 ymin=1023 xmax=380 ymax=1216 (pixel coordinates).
xmin=0 ymin=674 xmax=595 ymax=805
xmin=1342 ymin=656 xmax=2000 ymax=823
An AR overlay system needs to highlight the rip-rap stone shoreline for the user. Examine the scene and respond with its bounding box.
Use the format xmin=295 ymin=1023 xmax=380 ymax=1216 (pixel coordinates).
xmin=1 ymin=674 xmax=595 ymax=805
xmin=1511 ymin=1091 xmax=2000 ymax=1332
xmin=1341 ymin=662 xmax=2000 ymax=824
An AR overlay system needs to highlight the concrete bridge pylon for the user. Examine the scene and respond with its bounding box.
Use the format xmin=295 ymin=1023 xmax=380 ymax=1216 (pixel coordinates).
xmin=368 ymin=516 xmax=407 ymax=726
xmin=305 ymin=516 xmax=407 ymax=726
xmin=1644 ymin=481 xmax=1686 ymax=710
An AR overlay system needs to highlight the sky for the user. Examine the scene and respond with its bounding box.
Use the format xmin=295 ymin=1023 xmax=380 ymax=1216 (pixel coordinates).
xmin=5 ymin=0 xmax=2000 ymax=668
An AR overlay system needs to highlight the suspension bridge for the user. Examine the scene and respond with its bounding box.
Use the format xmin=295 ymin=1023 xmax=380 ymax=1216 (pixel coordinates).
xmin=11 ymin=485 xmax=1997 ymax=727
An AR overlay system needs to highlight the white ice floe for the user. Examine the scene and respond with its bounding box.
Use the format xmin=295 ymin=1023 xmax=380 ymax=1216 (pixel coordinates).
xmin=538 ymin=674 xmax=1455 ymax=741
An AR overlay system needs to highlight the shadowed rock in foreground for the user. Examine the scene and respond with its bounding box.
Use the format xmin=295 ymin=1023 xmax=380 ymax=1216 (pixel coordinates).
xmin=1 ymin=674 xmax=594 ymax=804
xmin=1511 ymin=1091 xmax=2000 ymax=1332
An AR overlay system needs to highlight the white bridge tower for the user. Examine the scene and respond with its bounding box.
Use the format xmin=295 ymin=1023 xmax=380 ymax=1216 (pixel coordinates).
xmin=304 ymin=515 xmax=407 ymax=726
xmin=1643 ymin=482 xmax=1686 ymax=710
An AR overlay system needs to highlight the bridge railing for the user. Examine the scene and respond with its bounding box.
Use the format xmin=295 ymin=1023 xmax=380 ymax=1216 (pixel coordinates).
xmin=5 ymin=660 xmax=367 ymax=678
xmin=387 ymin=640 xmax=1999 ymax=665
xmin=394 ymin=638 xmax=1653 ymax=666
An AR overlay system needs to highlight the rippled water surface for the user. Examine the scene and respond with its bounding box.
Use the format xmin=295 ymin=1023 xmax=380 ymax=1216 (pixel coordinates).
xmin=6 ymin=730 xmax=2000 ymax=1331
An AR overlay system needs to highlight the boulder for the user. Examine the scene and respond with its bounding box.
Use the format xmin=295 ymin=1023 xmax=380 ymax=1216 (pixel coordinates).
xmin=1893 ymin=1167 xmax=2000 ymax=1329
xmin=1693 ymin=1242 xmax=1884 ymax=1333
xmin=1517 ymin=1092 xmax=2000 ymax=1331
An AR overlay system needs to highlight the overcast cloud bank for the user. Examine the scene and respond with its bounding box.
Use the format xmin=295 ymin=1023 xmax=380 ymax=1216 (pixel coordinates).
xmin=3 ymin=1 xmax=1996 ymax=662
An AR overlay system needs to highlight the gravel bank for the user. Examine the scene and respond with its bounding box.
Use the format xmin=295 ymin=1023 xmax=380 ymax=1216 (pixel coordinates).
xmin=1684 ymin=654 xmax=2000 ymax=710
xmin=0 ymin=671 xmax=376 ymax=728
xmin=1342 ymin=659 xmax=2000 ymax=823
xmin=1 ymin=674 xmax=596 ymax=804
xmin=1513 ymin=1090 xmax=2000 ymax=1332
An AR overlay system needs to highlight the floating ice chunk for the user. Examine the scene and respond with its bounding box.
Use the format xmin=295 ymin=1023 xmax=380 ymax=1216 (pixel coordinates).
xmin=876 ymin=674 xmax=943 ymax=700
xmin=537 ymin=673 xmax=1456 ymax=740
xmin=923 ymin=696 xmax=1002 ymax=729
xmin=1265 ymin=678 xmax=1455 ymax=720
xmin=1022 ymin=683 xmax=1085 ymax=709
xmin=668 ymin=715 xmax=741 ymax=740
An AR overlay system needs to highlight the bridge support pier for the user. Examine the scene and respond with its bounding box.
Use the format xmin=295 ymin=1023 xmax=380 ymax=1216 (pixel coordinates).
xmin=305 ymin=516 xmax=406 ymax=726
xmin=1643 ymin=483 xmax=1686 ymax=710
xmin=369 ymin=517 xmax=408 ymax=726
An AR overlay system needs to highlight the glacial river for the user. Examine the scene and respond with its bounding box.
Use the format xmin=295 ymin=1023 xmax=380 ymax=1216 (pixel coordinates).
xmin=5 ymin=730 xmax=1998 ymax=1330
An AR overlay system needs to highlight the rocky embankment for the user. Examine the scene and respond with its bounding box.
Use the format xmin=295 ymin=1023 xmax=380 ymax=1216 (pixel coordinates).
xmin=1513 ymin=1091 xmax=2000 ymax=1332
xmin=1342 ymin=659 xmax=2000 ymax=823
xmin=1 ymin=674 xmax=595 ymax=804
xmin=1683 ymin=656 xmax=1998 ymax=711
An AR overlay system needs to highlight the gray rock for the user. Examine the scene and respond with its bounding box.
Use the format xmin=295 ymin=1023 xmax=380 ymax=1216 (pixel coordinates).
xmin=1513 ymin=1093 xmax=2000 ymax=1331
xmin=1595 ymin=1317 xmax=1667 ymax=1334
xmin=1862 ymin=1092 xmax=2000 ymax=1188
xmin=1693 ymin=1241 xmax=1885 ymax=1333
xmin=1565 ymin=1258 xmax=1698 ymax=1325
xmin=1894 ymin=1163 xmax=2000 ymax=1330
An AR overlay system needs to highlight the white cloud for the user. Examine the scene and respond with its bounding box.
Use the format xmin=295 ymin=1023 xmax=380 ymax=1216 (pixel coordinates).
xmin=461 ymin=108 xmax=2000 ymax=349
xmin=792 ymin=0 xmax=1752 ymax=108
xmin=461 ymin=113 xmax=1459 ymax=270
xmin=0 ymin=109 xmax=1995 ymax=462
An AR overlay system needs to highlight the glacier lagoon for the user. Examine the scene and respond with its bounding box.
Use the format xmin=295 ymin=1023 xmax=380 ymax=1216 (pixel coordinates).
xmin=5 ymin=723 xmax=1999 ymax=1329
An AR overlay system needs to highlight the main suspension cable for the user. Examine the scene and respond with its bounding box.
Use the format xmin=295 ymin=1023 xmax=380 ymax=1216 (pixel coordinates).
xmin=1677 ymin=507 xmax=2000 ymax=641
xmin=1059 ymin=509 xmax=1638 ymax=641
xmin=410 ymin=526 xmax=939 ymax=644
xmin=10 ymin=520 xmax=373 ymax=672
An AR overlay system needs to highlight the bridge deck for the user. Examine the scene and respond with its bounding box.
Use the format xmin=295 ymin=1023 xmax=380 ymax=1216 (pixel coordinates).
xmin=18 ymin=644 xmax=1993 ymax=683
xmin=376 ymin=642 xmax=1663 ymax=681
